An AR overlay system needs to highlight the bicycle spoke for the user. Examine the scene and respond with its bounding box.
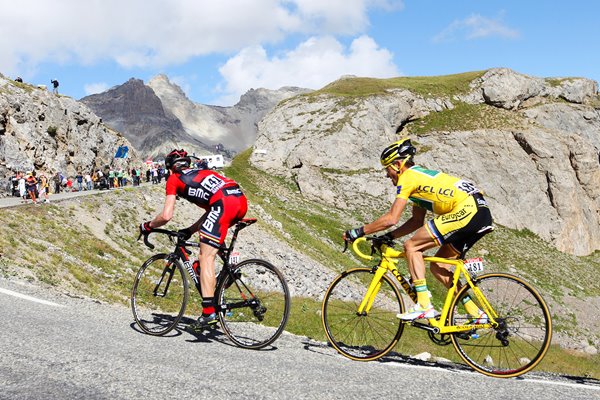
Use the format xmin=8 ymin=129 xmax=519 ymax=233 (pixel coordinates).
xmin=131 ymin=254 xmax=188 ymax=336
xmin=218 ymin=259 xmax=290 ymax=349
xmin=322 ymin=269 xmax=404 ymax=361
xmin=450 ymin=273 xmax=552 ymax=378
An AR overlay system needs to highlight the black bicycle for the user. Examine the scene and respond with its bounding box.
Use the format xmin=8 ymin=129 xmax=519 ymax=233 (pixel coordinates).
xmin=131 ymin=218 xmax=291 ymax=349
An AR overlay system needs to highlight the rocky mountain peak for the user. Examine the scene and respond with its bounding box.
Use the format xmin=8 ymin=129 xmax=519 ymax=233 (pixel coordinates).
xmin=147 ymin=74 xmax=188 ymax=104
xmin=81 ymin=77 xmax=211 ymax=158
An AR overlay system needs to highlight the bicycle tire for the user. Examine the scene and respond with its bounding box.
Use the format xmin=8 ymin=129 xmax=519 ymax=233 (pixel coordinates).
xmin=449 ymin=273 xmax=552 ymax=378
xmin=322 ymin=268 xmax=405 ymax=361
xmin=131 ymin=253 xmax=189 ymax=336
xmin=217 ymin=259 xmax=290 ymax=349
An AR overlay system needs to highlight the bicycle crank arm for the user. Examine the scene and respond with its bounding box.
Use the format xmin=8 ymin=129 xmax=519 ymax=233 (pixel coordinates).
xmin=409 ymin=320 xmax=440 ymax=334
xmin=219 ymin=300 xmax=256 ymax=311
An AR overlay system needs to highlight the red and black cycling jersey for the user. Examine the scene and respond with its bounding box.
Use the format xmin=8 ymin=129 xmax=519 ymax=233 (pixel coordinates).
xmin=165 ymin=169 xmax=241 ymax=209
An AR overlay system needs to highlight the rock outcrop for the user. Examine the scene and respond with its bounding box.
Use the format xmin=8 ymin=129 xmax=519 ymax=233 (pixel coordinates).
xmin=0 ymin=75 xmax=133 ymax=179
xmin=251 ymin=68 xmax=600 ymax=256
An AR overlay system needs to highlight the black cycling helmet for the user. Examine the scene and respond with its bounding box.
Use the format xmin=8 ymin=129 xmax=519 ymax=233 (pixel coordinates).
xmin=380 ymin=138 xmax=416 ymax=167
xmin=164 ymin=149 xmax=191 ymax=172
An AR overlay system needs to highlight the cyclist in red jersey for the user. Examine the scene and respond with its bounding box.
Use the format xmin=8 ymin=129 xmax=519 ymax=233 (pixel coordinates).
xmin=140 ymin=149 xmax=248 ymax=328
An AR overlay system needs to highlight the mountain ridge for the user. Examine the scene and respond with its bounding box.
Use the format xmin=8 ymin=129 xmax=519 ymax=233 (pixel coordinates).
xmin=82 ymin=75 xmax=311 ymax=157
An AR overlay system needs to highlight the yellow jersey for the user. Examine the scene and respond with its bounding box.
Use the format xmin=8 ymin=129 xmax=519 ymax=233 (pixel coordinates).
xmin=396 ymin=166 xmax=480 ymax=215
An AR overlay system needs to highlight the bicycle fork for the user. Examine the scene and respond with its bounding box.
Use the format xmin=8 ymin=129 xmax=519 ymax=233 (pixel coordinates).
xmin=357 ymin=264 xmax=391 ymax=315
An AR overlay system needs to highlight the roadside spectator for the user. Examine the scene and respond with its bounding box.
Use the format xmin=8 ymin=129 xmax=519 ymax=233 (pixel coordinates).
xmin=131 ymin=167 xmax=139 ymax=186
xmin=38 ymin=174 xmax=50 ymax=203
xmin=75 ymin=171 xmax=84 ymax=191
xmin=15 ymin=77 xmax=23 ymax=83
xmin=10 ymin=172 xmax=19 ymax=197
xmin=146 ymin=169 xmax=151 ymax=183
xmin=53 ymin=172 xmax=61 ymax=194
xmin=151 ymin=165 xmax=158 ymax=184
xmin=85 ymin=172 xmax=93 ymax=190
xmin=25 ymin=172 xmax=38 ymax=204
xmin=117 ymin=169 xmax=124 ymax=187
xmin=66 ymin=177 xmax=73 ymax=192
xmin=51 ymin=79 xmax=59 ymax=94
xmin=108 ymin=169 xmax=115 ymax=188
xmin=18 ymin=172 xmax=26 ymax=201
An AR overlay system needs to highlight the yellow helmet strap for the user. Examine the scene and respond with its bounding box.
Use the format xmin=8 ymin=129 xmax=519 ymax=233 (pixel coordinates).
xmin=390 ymin=157 xmax=409 ymax=172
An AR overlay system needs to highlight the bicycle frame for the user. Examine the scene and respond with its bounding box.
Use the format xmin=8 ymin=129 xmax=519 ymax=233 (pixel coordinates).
xmin=352 ymin=238 xmax=497 ymax=335
xmin=145 ymin=219 xmax=255 ymax=301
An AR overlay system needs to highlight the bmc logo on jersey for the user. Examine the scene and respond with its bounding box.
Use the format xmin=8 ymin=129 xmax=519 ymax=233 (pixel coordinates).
xmin=188 ymin=187 xmax=209 ymax=200
xmin=202 ymin=206 xmax=222 ymax=231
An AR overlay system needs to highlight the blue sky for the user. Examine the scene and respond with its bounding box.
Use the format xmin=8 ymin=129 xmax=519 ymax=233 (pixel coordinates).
xmin=2 ymin=1 xmax=599 ymax=106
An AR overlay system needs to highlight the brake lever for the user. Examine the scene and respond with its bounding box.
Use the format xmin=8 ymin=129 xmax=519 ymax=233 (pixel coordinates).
xmin=138 ymin=231 xmax=155 ymax=250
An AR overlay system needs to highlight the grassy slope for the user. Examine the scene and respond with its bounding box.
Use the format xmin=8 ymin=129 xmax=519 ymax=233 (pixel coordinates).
xmin=310 ymin=71 xmax=486 ymax=98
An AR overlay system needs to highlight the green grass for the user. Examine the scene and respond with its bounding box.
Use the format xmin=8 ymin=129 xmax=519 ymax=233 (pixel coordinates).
xmin=309 ymin=71 xmax=487 ymax=99
xmin=405 ymin=102 xmax=527 ymax=135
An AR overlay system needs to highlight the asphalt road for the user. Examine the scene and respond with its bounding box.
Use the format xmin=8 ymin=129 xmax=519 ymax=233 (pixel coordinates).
xmin=1 ymin=278 xmax=599 ymax=400
xmin=0 ymin=184 xmax=145 ymax=208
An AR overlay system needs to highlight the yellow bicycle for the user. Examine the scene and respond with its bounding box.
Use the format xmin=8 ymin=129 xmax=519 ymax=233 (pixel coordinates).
xmin=321 ymin=236 xmax=552 ymax=378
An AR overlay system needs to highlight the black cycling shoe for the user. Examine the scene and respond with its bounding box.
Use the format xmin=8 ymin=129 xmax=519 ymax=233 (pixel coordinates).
xmin=190 ymin=313 xmax=218 ymax=331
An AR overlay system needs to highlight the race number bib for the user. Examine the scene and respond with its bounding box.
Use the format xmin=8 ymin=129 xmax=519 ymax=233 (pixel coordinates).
xmin=201 ymin=175 xmax=225 ymax=194
xmin=455 ymin=180 xmax=479 ymax=195
xmin=464 ymin=257 xmax=484 ymax=274
xmin=229 ymin=251 xmax=240 ymax=265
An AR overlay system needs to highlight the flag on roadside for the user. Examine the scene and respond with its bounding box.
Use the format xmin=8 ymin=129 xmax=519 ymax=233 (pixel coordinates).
xmin=114 ymin=145 xmax=129 ymax=158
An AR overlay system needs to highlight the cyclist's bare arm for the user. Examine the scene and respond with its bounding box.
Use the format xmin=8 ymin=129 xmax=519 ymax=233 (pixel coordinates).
xmin=362 ymin=197 xmax=408 ymax=235
xmin=150 ymin=194 xmax=176 ymax=228
xmin=388 ymin=204 xmax=426 ymax=239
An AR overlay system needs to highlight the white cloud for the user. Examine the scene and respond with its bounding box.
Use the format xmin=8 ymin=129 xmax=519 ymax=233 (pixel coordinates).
xmin=84 ymin=83 xmax=109 ymax=96
xmin=0 ymin=0 xmax=398 ymax=75
xmin=216 ymin=35 xmax=399 ymax=105
xmin=433 ymin=13 xmax=519 ymax=43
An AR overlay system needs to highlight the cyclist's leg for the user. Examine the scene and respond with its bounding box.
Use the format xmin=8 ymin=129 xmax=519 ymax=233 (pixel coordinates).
xmin=196 ymin=192 xmax=247 ymax=322
xmin=403 ymin=227 xmax=437 ymax=280
xmin=400 ymin=227 xmax=438 ymax=318
xmin=430 ymin=244 xmax=460 ymax=288
xmin=198 ymin=243 xmax=218 ymax=299
xmin=196 ymin=201 xmax=224 ymax=322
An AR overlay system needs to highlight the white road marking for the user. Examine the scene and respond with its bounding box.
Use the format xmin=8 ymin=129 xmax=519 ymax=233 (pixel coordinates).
xmin=0 ymin=287 xmax=65 ymax=307
xmin=383 ymin=355 xmax=600 ymax=391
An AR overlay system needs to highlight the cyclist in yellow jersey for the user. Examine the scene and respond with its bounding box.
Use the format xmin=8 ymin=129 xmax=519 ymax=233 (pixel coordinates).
xmin=343 ymin=138 xmax=493 ymax=321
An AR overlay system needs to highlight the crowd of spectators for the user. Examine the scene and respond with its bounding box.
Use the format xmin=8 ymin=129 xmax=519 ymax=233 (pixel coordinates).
xmin=3 ymin=156 xmax=214 ymax=203
xmin=4 ymin=165 xmax=158 ymax=204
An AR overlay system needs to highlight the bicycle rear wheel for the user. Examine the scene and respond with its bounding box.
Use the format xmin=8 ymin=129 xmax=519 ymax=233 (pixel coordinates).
xmin=449 ymin=273 xmax=552 ymax=378
xmin=131 ymin=254 xmax=189 ymax=336
xmin=322 ymin=268 xmax=405 ymax=361
xmin=217 ymin=259 xmax=290 ymax=349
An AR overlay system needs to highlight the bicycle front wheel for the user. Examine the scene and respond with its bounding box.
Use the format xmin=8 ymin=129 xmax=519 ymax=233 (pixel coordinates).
xmin=449 ymin=273 xmax=552 ymax=378
xmin=322 ymin=268 xmax=405 ymax=361
xmin=131 ymin=254 xmax=189 ymax=336
xmin=217 ymin=259 xmax=290 ymax=349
